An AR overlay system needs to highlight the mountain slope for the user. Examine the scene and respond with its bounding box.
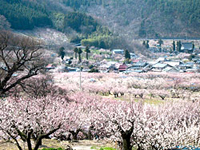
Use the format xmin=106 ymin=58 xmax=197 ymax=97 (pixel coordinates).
xmin=62 ymin=0 xmax=200 ymax=38
xmin=1 ymin=0 xmax=200 ymax=39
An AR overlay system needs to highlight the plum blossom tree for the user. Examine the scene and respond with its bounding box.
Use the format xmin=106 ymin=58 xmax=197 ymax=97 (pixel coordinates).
xmin=92 ymin=99 xmax=200 ymax=150
xmin=0 ymin=96 xmax=70 ymax=150
xmin=93 ymin=100 xmax=147 ymax=150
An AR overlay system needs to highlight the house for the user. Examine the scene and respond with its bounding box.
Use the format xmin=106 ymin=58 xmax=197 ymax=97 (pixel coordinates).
xmin=132 ymin=59 xmax=140 ymax=64
xmin=164 ymin=61 xmax=181 ymax=67
xmin=99 ymin=64 xmax=110 ymax=73
xmin=151 ymin=63 xmax=170 ymax=72
xmin=118 ymin=64 xmax=128 ymax=72
xmin=156 ymin=57 xmax=166 ymax=63
xmin=163 ymin=66 xmax=179 ymax=73
xmin=181 ymin=42 xmax=194 ymax=53
xmin=179 ymin=62 xmax=194 ymax=70
xmin=112 ymin=49 xmax=124 ymax=55
xmin=129 ymin=62 xmax=148 ymax=70
xmin=130 ymin=53 xmax=137 ymax=59
xmin=45 ymin=64 xmax=55 ymax=71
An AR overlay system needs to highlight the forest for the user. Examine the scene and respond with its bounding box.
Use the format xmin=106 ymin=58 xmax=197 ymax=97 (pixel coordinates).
xmin=1 ymin=0 xmax=200 ymax=38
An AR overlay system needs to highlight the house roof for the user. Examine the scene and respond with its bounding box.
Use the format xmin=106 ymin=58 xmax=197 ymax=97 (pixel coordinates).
xmin=133 ymin=62 xmax=147 ymax=67
xmin=112 ymin=49 xmax=124 ymax=52
xmin=181 ymin=43 xmax=193 ymax=51
xmin=179 ymin=62 xmax=194 ymax=67
xmin=152 ymin=63 xmax=168 ymax=68
xmin=46 ymin=64 xmax=55 ymax=69
xmin=163 ymin=66 xmax=179 ymax=72
xmin=164 ymin=61 xmax=180 ymax=67
xmin=132 ymin=59 xmax=140 ymax=63
xmin=119 ymin=64 xmax=128 ymax=70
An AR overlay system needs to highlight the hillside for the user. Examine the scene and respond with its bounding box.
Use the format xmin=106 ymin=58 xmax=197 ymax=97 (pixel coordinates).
xmin=1 ymin=0 xmax=200 ymax=44
xmin=65 ymin=0 xmax=200 ymax=39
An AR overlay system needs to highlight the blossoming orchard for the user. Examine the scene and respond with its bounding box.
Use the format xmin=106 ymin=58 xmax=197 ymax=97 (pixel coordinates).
xmin=1 ymin=72 xmax=200 ymax=150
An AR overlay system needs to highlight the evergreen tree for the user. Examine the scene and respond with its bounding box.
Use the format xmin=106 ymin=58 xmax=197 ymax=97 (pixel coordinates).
xmin=177 ymin=41 xmax=181 ymax=52
xmin=74 ymin=47 xmax=78 ymax=59
xmin=158 ymin=39 xmax=163 ymax=51
xmin=158 ymin=39 xmax=163 ymax=46
xmin=78 ymin=48 xmax=83 ymax=63
xmin=59 ymin=47 xmax=65 ymax=60
xmin=145 ymin=40 xmax=149 ymax=49
xmin=85 ymin=46 xmax=90 ymax=60
xmin=172 ymin=41 xmax=176 ymax=51
xmin=192 ymin=43 xmax=195 ymax=50
xmin=125 ymin=50 xmax=131 ymax=59
xmin=142 ymin=41 xmax=145 ymax=46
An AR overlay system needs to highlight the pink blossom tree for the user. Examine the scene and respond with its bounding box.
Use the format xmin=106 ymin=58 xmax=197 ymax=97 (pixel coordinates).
xmin=0 ymin=96 xmax=70 ymax=150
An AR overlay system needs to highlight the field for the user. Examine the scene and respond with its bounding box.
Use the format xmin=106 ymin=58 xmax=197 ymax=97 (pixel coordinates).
xmin=0 ymin=139 xmax=116 ymax=150
xmin=1 ymin=72 xmax=200 ymax=150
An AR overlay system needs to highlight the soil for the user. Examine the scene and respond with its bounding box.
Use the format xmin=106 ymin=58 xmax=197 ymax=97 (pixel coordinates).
xmin=0 ymin=139 xmax=116 ymax=150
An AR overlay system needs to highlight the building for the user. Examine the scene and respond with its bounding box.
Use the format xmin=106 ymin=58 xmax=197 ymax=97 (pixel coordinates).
xmin=181 ymin=42 xmax=194 ymax=53
xmin=151 ymin=63 xmax=169 ymax=72
xmin=112 ymin=49 xmax=124 ymax=55
xmin=118 ymin=64 xmax=128 ymax=72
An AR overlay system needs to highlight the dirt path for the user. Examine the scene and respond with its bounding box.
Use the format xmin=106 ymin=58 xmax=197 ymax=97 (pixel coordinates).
xmin=72 ymin=145 xmax=92 ymax=150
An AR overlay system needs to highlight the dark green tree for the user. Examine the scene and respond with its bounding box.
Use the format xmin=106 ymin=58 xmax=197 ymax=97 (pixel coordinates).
xmin=158 ymin=39 xmax=163 ymax=46
xmin=74 ymin=47 xmax=78 ymax=59
xmin=142 ymin=41 xmax=146 ymax=46
xmin=177 ymin=41 xmax=181 ymax=52
xmin=192 ymin=43 xmax=195 ymax=50
xmin=145 ymin=40 xmax=149 ymax=49
xmin=59 ymin=47 xmax=65 ymax=60
xmin=78 ymin=48 xmax=83 ymax=63
xmin=85 ymin=46 xmax=90 ymax=60
xmin=172 ymin=41 xmax=176 ymax=51
xmin=158 ymin=39 xmax=163 ymax=51
xmin=125 ymin=50 xmax=131 ymax=59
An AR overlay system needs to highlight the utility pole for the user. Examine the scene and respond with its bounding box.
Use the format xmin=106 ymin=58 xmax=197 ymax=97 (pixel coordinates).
xmin=79 ymin=66 xmax=82 ymax=91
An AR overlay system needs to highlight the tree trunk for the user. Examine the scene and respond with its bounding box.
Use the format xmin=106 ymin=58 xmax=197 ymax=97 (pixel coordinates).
xmin=86 ymin=53 xmax=88 ymax=60
xmin=121 ymin=136 xmax=132 ymax=150
xmin=87 ymin=130 xmax=93 ymax=140
xmin=78 ymin=54 xmax=81 ymax=63
xmin=75 ymin=53 xmax=77 ymax=59
xmin=34 ymin=139 xmax=42 ymax=150
xmin=70 ymin=130 xmax=80 ymax=140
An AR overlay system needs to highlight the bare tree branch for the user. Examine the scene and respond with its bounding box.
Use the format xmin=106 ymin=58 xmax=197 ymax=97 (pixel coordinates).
xmin=0 ymin=30 xmax=46 ymax=96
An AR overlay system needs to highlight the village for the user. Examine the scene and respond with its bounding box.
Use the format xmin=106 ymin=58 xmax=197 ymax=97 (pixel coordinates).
xmin=46 ymin=39 xmax=200 ymax=74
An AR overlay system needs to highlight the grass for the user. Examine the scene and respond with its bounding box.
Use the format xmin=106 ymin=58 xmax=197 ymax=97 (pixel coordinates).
xmin=42 ymin=148 xmax=64 ymax=150
xmin=99 ymin=147 xmax=117 ymax=150
xmin=91 ymin=146 xmax=117 ymax=150
xmin=107 ymin=94 xmax=166 ymax=105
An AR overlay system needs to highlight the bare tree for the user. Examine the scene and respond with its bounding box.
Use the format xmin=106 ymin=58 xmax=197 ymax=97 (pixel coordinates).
xmin=0 ymin=30 xmax=45 ymax=96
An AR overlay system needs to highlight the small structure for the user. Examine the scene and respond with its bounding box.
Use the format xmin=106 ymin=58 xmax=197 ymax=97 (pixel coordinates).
xmin=112 ymin=49 xmax=124 ymax=55
xmin=45 ymin=64 xmax=55 ymax=71
xmin=99 ymin=64 xmax=110 ymax=73
xmin=118 ymin=64 xmax=128 ymax=72
xmin=130 ymin=62 xmax=148 ymax=70
xmin=130 ymin=53 xmax=137 ymax=59
xmin=163 ymin=66 xmax=179 ymax=73
xmin=181 ymin=42 xmax=194 ymax=53
xmin=151 ymin=63 xmax=169 ymax=72
xmin=179 ymin=62 xmax=194 ymax=71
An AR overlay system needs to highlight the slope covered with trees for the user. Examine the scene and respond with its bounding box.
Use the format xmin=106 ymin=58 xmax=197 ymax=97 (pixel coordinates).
xmin=0 ymin=0 xmax=52 ymax=30
xmin=62 ymin=0 xmax=200 ymax=38
xmin=1 ymin=0 xmax=200 ymax=39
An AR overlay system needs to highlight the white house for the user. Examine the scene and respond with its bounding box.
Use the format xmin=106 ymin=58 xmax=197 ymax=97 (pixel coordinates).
xmin=112 ymin=49 xmax=124 ymax=55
